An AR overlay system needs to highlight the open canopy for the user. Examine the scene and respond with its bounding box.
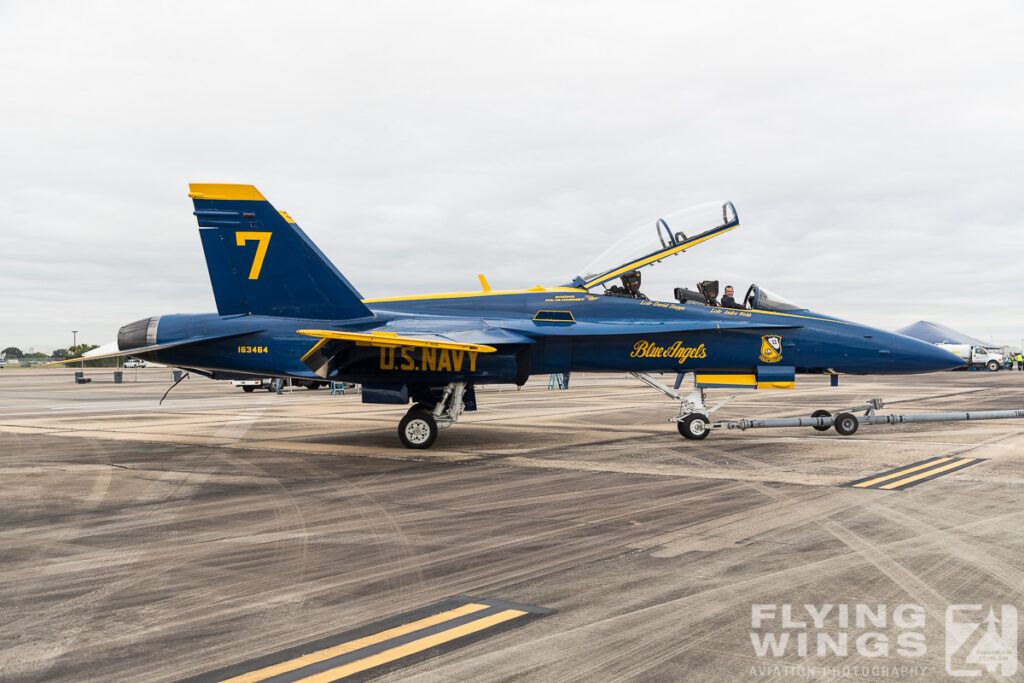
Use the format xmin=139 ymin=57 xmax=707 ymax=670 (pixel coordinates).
xmin=572 ymin=201 xmax=738 ymax=290
xmin=741 ymin=284 xmax=803 ymax=312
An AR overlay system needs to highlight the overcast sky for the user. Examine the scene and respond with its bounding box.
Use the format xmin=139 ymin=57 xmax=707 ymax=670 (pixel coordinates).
xmin=2 ymin=0 xmax=1022 ymax=352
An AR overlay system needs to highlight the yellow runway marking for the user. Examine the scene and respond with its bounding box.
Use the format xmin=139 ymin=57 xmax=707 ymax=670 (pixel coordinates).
xmin=295 ymin=609 xmax=528 ymax=682
xmin=879 ymin=458 xmax=977 ymax=490
xmin=851 ymin=457 xmax=953 ymax=488
xmin=220 ymin=602 xmax=490 ymax=683
xmin=846 ymin=456 xmax=984 ymax=491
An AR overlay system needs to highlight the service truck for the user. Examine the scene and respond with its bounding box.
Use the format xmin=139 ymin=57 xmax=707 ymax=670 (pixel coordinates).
xmin=935 ymin=343 xmax=1003 ymax=371
xmin=231 ymin=377 xmax=328 ymax=392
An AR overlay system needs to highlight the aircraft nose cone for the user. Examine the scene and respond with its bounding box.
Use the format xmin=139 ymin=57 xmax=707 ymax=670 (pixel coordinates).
xmin=887 ymin=334 xmax=965 ymax=373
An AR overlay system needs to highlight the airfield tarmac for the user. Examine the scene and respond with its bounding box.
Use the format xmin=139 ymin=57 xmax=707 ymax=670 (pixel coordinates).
xmin=1 ymin=368 xmax=1023 ymax=682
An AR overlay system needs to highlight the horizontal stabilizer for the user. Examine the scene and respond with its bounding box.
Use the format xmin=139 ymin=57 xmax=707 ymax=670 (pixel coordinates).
xmin=44 ymin=329 xmax=264 ymax=366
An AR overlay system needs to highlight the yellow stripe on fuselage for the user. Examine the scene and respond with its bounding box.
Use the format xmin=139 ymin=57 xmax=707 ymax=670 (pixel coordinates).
xmin=362 ymin=289 xmax=851 ymax=327
xmin=741 ymin=308 xmax=853 ymax=325
xmin=363 ymin=286 xmax=584 ymax=304
xmin=696 ymin=374 xmax=757 ymax=386
xmin=756 ymin=381 xmax=795 ymax=389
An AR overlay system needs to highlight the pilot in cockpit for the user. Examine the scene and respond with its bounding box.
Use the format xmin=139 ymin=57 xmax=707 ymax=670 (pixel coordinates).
xmin=721 ymin=285 xmax=739 ymax=309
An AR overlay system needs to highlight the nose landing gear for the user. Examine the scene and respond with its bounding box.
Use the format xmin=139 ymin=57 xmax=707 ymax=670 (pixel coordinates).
xmin=629 ymin=372 xmax=735 ymax=441
xmin=677 ymin=413 xmax=711 ymax=440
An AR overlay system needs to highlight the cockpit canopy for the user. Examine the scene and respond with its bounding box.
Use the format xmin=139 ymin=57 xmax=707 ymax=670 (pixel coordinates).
xmin=741 ymin=284 xmax=803 ymax=312
xmin=572 ymin=201 xmax=738 ymax=289
xmin=569 ymin=200 xmax=807 ymax=313
xmin=673 ymin=281 xmax=805 ymax=312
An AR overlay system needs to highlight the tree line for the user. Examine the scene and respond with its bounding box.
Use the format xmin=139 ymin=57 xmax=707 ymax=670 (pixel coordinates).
xmin=2 ymin=344 xmax=120 ymax=367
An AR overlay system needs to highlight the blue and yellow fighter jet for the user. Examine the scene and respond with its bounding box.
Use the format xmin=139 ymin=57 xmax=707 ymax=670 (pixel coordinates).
xmin=88 ymin=184 xmax=962 ymax=448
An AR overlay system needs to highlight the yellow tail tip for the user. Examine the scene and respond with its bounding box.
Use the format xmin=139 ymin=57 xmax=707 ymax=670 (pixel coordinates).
xmin=188 ymin=183 xmax=266 ymax=201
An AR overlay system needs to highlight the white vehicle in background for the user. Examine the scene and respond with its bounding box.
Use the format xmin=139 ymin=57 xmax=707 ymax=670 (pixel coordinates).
xmin=232 ymin=378 xmax=271 ymax=393
xmin=232 ymin=377 xmax=328 ymax=393
xmin=123 ymin=358 xmax=146 ymax=368
xmin=936 ymin=343 xmax=1003 ymax=371
xmin=0 ymin=356 xmax=6 ymax=369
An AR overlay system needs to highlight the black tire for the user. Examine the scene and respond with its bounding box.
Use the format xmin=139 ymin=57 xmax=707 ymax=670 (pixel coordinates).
xmin=677 ymin=413 xmax=711 ymax=440
xmin=407 ymin=402 xmax=433 ymax=414
xmin=242 ymin=386 xmax=255 ymax=393
xmin=987 ymin=360 xmax=1000 ymax=372
xmin=811 ymin=409 xmax=832 ymax=432
xmin=833 ymin=412 xmax=859 ymax=436
xmin=398 ymin=410 xmax=438 ymax=449
xmin=305 ymin=382 xmax=320 ymax=390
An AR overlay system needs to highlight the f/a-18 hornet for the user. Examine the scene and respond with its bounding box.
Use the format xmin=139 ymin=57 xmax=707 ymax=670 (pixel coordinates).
xmin=69 ymin=184 xmax=963 ymax=448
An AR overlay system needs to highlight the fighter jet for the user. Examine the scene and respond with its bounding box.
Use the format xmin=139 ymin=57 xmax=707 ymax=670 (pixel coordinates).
xmin=59 ymin=184 xmax=962 ymax=448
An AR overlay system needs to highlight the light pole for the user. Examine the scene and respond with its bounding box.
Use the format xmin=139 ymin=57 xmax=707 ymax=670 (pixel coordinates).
xmin=72 ymin=330 xmax=78 ymax=350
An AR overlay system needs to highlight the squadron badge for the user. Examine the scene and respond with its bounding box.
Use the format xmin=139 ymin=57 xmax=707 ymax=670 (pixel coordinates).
xmin=759 ymin=335 xmax=783 ymax=363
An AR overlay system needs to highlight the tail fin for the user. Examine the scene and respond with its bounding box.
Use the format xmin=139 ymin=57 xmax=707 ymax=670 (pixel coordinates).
xmin=189 ymin=184 xmax=372 ymax=320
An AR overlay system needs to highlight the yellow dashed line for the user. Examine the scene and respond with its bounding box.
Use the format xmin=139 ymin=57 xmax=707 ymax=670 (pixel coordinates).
xmin=220 ymin=603 xmax=490 ymax=683
xmin=851 ymin=457 xmax=953 ymax=488
xmin=878 ymin=458 xmax=976 ymax=490
xmin=294 ymin=609 xmax=528 ymax=682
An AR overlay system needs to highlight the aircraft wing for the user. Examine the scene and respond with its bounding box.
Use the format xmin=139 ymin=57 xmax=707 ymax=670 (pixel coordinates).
xmin=297 ymin=326 xmax=537 ymax=376
xmin=297 ymin=329 xmax=501 ymax=354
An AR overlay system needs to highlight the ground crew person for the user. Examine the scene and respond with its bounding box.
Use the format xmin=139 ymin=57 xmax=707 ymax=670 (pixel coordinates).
xmin=1017 ymin=352 xmax=1024 ymax=371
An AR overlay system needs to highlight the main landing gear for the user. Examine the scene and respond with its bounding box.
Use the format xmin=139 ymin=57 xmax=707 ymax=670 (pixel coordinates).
xmin=629 ymin=374 xmax=1024 ymax=440
xmin=398 ymin=382 xmax=468 ymax=449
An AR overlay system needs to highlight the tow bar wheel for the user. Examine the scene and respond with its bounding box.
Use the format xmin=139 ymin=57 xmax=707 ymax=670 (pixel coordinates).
xmin=678 ymin=413 xmax=711 ymax=440
xmin=833 ymin=412 xmax=860 ymax=436
xmin=810 ymin=409 xmax=832 ymax=432
xmin=399 ymin=410 xmax=438 ymax=449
